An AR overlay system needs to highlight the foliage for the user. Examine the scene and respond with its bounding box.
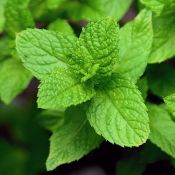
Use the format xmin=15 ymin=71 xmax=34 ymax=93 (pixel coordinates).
xmin=1 ymin=0 xmax=175 ymax=174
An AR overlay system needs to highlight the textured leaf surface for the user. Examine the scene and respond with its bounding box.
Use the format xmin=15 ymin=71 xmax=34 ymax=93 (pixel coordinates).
xmin=164 ymin=94 xmax=175 ymax=117
xmin=141 ymin=0 xmax=175 ymax=15
xmin=16 ymin=29 xmax=76 ymax=80
xmin=117 ymin=10 xmax=153 ymax=82
xmin=87 ymin=75 xmax=149 ymax=147
xmin=140 ymin=0 xmax=164 ymax=15
xmin=48 ymin=19 xmax=74 ymax=36
xmin=4 ymin=0 xmax=34 ymax=37
xmin=70 ymin=18 xmax=119 ymax=81
xmin=148 ymin=104 xmax=175 ymax=158
xmin=46 ymin=105 xmax=102 ymax=171
xmin=38 ymin=69 xmax=95 ymax=110
xmin=0 ymin=59 xmax=32 ymax=104
xmin=147 ymin=64 xmax=175 ymax=97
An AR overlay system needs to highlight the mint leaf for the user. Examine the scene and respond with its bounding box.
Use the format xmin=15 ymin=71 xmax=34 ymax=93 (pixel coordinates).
xmin=164 ymin=94 xmax=175 ymax=117
xmin=4 ymin=0 xmax=34 ymax=38
xmin=116 ymin=9 xmax=153 ymax=82
xmin=38 ymin=110 xmax=65 ymax=131
xmin=0 ymin=37 xmax=11 ymax=62
xmin=38 ymin=69 xmax=95 ymax=110
xmin=48 ymin=19 xmax=74 ymax=36
xmin=148 ymin=104 xmax=175 ymax=158
xmin=148 ymin=15 xmax=175 ymax=63
xmin=70 ymin=18 xmax=119 ymax=82
xmin=102 ymin=0 xmax=132 ymax=20
xmin=16 ymin=29 xmax=76 ymax=80
xmin=147 ymin=64 xmax=175 ymax=97
xmin=46 ymin=0 xmax=65 ymax=9
xmin=87 ymin=74 xmax=149 ymax=147
xmin=46 ymin=105 xmax=102 ymax=171
xmin=63 ymin=0 xmax=132 ymax=21
xmin=0 ymin=59 xmax=32 ymax=104
xmin=140 ymin=0 xmax=164 ymax=15
xmin=141 ymin=0 xmax=175 ymax=15
xmin=141 ymin=0 xmax=175 ymax=63
xmin=137 ymin=77 xmax=148 ymax=100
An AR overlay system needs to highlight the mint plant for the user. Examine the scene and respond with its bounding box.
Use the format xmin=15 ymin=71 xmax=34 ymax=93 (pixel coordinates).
xmin=16 ymin=9 xmax=153 ymax=170
xmin=1 ymin=0 xmax=175 ymax=174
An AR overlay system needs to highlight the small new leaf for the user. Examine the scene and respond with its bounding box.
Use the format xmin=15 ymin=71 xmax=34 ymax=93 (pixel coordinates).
xmin=70 ymin=18 xmax=119 ymax=81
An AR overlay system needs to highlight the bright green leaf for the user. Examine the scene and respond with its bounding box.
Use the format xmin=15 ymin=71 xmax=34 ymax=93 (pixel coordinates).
xmin=0 ymin=59 xmax=32 ymax=104
xmin=117 ymin=9 xmax=153 ymax=82
xmin=48 ymin=19 xmax=74 ymax=36
xmin=4 ymin=0 xmax=34 ymax=38
xmin=70 ymin=18 xmax=119 ymax=82
xmin=148 ymin=104 xmax=175 ymax=158
xmin=16 ymin=29 xmax=76 ymax=80
xmin=38 ymin=69 xmax=95 ymax=110
xmin=46 ymin=0 xmax=65 ymax=9
xmin=87 ymin=74 xmax=149 ymax=147
xmin=164 ymin=94 xmax=175 ymax=117
xmin=46 ymin=105 xmax=102 ymax=171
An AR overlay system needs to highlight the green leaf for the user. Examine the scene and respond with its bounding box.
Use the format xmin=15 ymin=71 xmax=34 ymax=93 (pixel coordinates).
xmin=38 ymin=69 xmax=95 ymax=110
xmin=46 ymin=105 xmax=102 ymax=171
xmin=147 ymin=64 xmax=175 ymax=97
xmin=63 ymin=0 xmax=132 ymax=21
xmin=141 ymin=0 xmax=175 ymax=16
xmin=137 ymin=77 xmax=148 ymax=100
xmin=37 ymin=109 xmax=65 ymax=131
xmin=46 ymin=0 xmax=65 ymax=9
xmin=4 ymin=0 xmax=34 ymax=38
xmin=116 ymin=9 xmax=153 ymax=82
xmin=87 ymin=74 xmax=149 ymax=147
xmin=140 ymin=0 xmax=164 ymax=15
xmin=142 ymin=0 xmax=175 ymax=63
xmin=148 ymin=15 xmax=175 ymax=63
xmin=70 ymin=18 xmax=119 ymax=82
xmin=0 ymin=59 xmax=32 ymax=104
xmin=148 ymin=104 xmax=175 ymax=158
xmin=0 ymin=37 xmax=11 ymax=62
xmin=48 ymin=19 xmax=75 ymax=36
xmin=103 ymin=0 xmax=132 ymax=20
xmin=164 ymin=94 xmax=175 ymax=117
xmin=0 ymin=0 xmax=7 ymax=32
xmin=16 ymin=29 xmax=76 ymax=80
